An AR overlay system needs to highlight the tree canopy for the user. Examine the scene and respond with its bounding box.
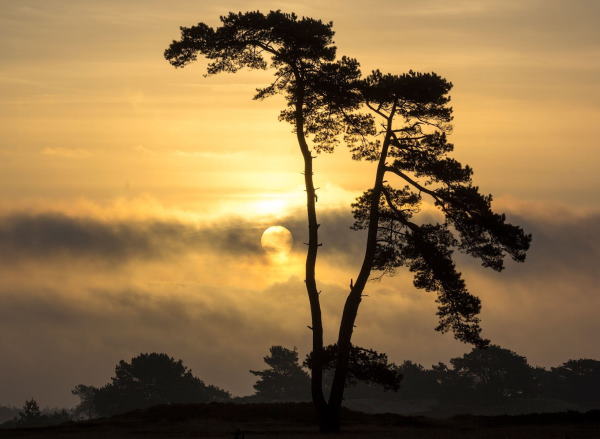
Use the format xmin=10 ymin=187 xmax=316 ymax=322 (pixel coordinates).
xmin=164 ymin=11 xmax=369 ymax=154
xmin=73 ymin=353 xmax=230 ymax=417
xmin=250 ymin=346 xmax=311 ymax=402
xmin=348 ymin=70 xmax=531 ymax=347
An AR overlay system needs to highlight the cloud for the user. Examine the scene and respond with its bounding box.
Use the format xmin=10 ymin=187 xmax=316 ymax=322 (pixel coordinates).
xmin=441 ymin=207 xmax=600 ymax=284
xmin=40 ymin=147 xmax=92 ymax=158
xmin=2 ymin=205 xmax=598 ymax=281
xmin=503 ymin=211 xmax=600 ymax=278
xmin=173 ymin=150 xmax=247 ymax=159
xmin=0 ymin=212 xmax=264 ymax=264
xmin=283 ymin=208 xmax=366 ymax=262
xmin=284 ymin=205 xmax=600 ymax=285
xmin=0 ymin=206 xmax=368 ymax=269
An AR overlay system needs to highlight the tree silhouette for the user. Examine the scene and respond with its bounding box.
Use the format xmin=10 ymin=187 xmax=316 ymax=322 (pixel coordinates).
xmin=165 ymin=11 xmax=368 ymax=432
xmin=250 ymin=346 xmax=311 ymax=401
xmin=305 ymin=344 xmax=403 ymax=392
xmin=549 ymin=359 xmax=600 ymax=406
xmin=71 ymin=385 xmax=97 ymax=419
xmin=73 ymin=353 xmax=230 ymax=417
xmin=445 ymin=345 xmax=536 ymax=405
xmin=326 ymin=71 xmax=531 ymax=416
xmin=165 ymin=10 xmax=531 ymax=432
xmin=17 ymin=399 xmax=41 ymax=426
xmin=248 ymin=345 xmax=600 ymax=415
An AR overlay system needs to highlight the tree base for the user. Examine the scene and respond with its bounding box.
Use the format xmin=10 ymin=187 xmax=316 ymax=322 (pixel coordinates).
xmin=317 ymin=406 xmax=341 ymax=433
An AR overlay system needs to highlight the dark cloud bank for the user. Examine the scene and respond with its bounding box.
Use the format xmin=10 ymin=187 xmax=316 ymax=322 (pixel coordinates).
xmin=1 ymin=208 xmax=598 ymax=279
xmin=0 ymin=210 xmax=364 ymax=266
xmin=0 ymin=212 xmax=263 ymax=263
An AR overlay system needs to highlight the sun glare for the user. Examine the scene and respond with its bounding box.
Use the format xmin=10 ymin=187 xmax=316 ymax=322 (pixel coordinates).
xmin=244 ymin=191 xmax=304 ymax=219
xmin=253 ymin=198 xmax=289 ymax=217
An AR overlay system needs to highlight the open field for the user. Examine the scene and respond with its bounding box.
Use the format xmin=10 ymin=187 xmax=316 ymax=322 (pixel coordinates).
xmin=2 ymin=403 xmax=600 ymax=438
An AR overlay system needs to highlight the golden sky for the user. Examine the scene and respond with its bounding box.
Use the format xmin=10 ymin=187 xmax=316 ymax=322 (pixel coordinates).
xmin=1 ymin=0 xmax=599 ymax=407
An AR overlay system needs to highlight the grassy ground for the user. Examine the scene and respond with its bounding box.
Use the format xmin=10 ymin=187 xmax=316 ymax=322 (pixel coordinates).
xmin=1 ymin=403 xmax=599 ymax=438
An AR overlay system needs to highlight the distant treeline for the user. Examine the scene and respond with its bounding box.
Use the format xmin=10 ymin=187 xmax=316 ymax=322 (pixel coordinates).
xmin=243 ymin=345 xmax=600 ymax=417
xmin=0 ymin=400 xmax=70 ymax=428
xmin=2 ymin=345 xmax=599 ymax=427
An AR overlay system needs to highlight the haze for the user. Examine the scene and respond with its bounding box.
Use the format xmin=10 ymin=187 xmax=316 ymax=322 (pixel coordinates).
xmin=1 ymin=0 xmax=599 ymax=407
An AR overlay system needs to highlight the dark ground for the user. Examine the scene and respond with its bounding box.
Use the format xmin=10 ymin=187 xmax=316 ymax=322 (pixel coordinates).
xmin=1 ymin=403 xmax=599 ymax=438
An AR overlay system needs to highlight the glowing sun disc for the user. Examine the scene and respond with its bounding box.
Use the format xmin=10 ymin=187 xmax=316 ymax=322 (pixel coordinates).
xmin=261 ymin=226 xmax=293 ymax=257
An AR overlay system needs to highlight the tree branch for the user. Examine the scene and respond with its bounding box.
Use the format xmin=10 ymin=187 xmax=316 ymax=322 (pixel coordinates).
xmin=365 ymin=101 xmax=388 ymax=119
xmin=385 ymin=166 xmax=442 ymax=203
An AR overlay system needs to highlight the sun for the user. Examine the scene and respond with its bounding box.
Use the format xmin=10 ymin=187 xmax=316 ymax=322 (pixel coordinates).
xmin=261 ymin=226 xmax=293 ymax=262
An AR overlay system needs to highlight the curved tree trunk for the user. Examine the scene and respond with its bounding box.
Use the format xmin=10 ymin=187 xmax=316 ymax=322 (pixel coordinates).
xmin=292 ymin=76 xmax=329 ymax=429
xmin=327 ymin=110 xmax=395 ymax=428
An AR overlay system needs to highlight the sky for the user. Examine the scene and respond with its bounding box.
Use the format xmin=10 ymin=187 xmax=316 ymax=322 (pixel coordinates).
xmin=1 ymin=0 xmax=599 ymax=407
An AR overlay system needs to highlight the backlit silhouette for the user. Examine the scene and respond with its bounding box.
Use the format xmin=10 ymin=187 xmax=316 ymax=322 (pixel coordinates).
xmin=165 ymin=10 xmax=531 ymax=432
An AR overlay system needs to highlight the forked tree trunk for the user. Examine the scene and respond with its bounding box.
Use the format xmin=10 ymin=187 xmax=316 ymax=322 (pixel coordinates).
xmin=295 ymin=74 xmax=395 ymax=433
